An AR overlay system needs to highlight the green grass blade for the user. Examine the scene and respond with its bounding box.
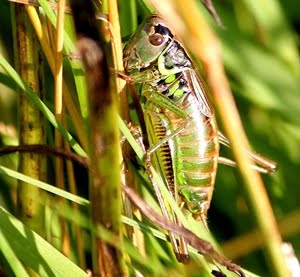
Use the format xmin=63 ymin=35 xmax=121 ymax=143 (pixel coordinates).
xmin=0 ymin=165 xmax=89 ymax=206
xmin=0 ymin=207 xmax=88 ymax=277
xmin=0 ymin=230 xmax=29 ymax=277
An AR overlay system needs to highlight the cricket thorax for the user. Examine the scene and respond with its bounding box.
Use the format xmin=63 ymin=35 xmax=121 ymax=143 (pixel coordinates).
xmin=160 ymin=40 xmax=192 ymax=71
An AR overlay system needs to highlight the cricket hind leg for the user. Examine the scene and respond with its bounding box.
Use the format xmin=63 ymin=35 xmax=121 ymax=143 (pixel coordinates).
xmin=144 ymin=120 xmax=192 ymax=263
xmin=122 ymin=120 xmax=190 ymax=262
xmin=145 ymin=148 xmax=190 ymax=263
xmin=124 ymin=108 xmax=192 ymax=262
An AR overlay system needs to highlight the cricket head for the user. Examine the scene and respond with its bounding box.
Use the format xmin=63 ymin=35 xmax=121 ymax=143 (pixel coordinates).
xmin=123 ymin=15 xmax=174 ymax=73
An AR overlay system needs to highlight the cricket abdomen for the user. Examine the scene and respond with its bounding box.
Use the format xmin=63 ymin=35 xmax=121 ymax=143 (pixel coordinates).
xmin=168 ymin=92 xmax=219 ymax=221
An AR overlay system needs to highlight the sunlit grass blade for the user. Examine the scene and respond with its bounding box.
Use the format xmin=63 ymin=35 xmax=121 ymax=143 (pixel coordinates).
xmin=0 ymin=165 xmax=89 ymax=206
xmin=0 ymin=230 xmax=29 ymax=277
xmin=0 ymin=207 xmax=88 ymax=277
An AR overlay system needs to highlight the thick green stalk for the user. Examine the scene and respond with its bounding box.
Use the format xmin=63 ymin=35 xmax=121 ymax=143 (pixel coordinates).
xmin=11 ymin=2 xmax=46 ymax=240
xmin=70 ymin=0 xmax=124 ymax=275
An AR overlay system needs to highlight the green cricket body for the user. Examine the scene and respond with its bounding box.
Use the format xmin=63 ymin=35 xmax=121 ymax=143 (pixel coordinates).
xmin=123 ymin=15 xmax=219 ymax=226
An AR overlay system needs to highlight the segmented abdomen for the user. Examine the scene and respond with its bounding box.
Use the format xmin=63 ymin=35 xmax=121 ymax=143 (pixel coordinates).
xmin=167 ymin=92 xmax=219 ymax=221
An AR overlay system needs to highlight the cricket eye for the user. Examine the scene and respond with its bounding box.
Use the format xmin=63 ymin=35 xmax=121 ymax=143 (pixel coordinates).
xmin=149 ymin=33 xmax=165 ymax=46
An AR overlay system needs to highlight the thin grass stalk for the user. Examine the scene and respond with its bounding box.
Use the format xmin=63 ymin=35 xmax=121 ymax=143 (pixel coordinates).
xmin=54 ymin=0 xmax=65 ymax=189
xmin=149 ymin=0 xmax=290 ymax=276
xmin=53 ymin=0 xmax=71 ymax=256
xmin=107 ymin=1 xmax=126 ymax=95
xmin=107 ymin=0 xmax=137 ymax=247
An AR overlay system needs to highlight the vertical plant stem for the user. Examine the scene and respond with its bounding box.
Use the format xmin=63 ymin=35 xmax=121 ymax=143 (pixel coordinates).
xmin=11 ymin=0 xmax=46 ymax=261
xmin=108 ymin=0 xmax=139 ymax=265
xmin=54 ymin=0 xmax=70 ymax=256
xmin=71 ymin=0 xmax=124 ymax=275
xmin=54 ymin=0 xmax=65 ymax=188
xmin=149 ymin=0 xmax=290 ymax=276
xmin=107 ymin=0 xmax=126 ymax=95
